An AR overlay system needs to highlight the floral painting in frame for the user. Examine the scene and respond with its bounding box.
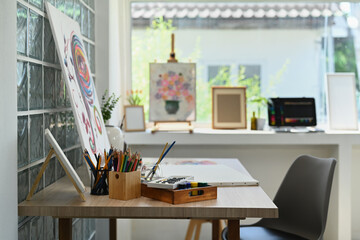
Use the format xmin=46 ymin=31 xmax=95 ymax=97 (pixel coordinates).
xmin=149 ymin=63 xmax=196 ymax=122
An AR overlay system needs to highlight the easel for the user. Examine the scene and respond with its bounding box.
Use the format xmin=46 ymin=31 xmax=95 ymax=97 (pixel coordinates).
xmin=151 ymin=33 xmax=194 ymax=134
xmin=151 ymin=121 xmax=194 ymax=133
xmin=26 ymin=146 xmax=86 ymax=201
xmin=168 ymin=33 xmax=178 ymax=63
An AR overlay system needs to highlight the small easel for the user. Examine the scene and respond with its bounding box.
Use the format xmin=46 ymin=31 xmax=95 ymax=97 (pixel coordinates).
xmin=151 ymin=121 xmax=194 ymax=133
xmin=168 ymin=33 xmax=178 ymax=63
xmin=26 ymin=146 xmax=86 ymax=201
xmin=152 ymin=33 xmax=194 ymax=134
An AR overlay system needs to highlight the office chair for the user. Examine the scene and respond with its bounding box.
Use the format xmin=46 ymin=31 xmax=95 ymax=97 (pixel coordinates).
xmin=221 ymin=155 xmax=336 ymax=240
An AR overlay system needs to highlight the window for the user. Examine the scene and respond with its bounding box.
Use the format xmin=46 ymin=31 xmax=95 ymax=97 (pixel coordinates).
xmin=131 ymin=2 xmax=360 ymax=123
xmin=208 ymin=65 xmax=230 ymax=83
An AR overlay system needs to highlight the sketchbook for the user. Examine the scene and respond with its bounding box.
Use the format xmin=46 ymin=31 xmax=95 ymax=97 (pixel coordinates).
xmin=159 ymin=164 xmax=259 ymax=186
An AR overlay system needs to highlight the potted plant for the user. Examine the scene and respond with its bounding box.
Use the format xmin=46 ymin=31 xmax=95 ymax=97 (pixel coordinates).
xmin=101 ymin=90 xmax=124 ymax=150
xmin=127 ymin=89 xmax=143 ymax=106
xmin=249 ymin=96 xmax=268 ymax=130
xmin=101 ymin=90 xmax=121 ymax=124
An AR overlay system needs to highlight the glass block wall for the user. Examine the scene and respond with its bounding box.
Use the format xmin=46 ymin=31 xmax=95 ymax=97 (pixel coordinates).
xmin=16 ymin=0 xmax=96 ymax=239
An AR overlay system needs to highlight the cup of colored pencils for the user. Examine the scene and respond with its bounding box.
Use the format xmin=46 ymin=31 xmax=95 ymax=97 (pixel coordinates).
xmin=109 ymin=148 xmax=142 ymax=200
xmin=112 ymin=149 xmax=142 ymax=173
xmin=83 ymin=148 xmax=115 ymax=195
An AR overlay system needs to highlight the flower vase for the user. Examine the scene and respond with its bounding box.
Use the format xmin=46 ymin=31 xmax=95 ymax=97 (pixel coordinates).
xmin=256 ymin=118 xmax=266 ymax=130
xmin=106 ymin=125 xmax=125 ymax=151
xmin=165 ymin=100 xmax=179 ymax=114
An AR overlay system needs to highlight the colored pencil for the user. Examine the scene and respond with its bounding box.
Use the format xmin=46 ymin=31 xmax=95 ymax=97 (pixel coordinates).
xmin=117 ymin=152 xmax=121 ymax=172
xmin=132 ymin=157 xmax=139 ymax=172
xmin=83 ymin=150 xmax=95 ymax=170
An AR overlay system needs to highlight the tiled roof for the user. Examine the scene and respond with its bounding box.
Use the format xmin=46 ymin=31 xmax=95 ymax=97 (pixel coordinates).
xmin=132 ymin=3 xmax=342 ymax=19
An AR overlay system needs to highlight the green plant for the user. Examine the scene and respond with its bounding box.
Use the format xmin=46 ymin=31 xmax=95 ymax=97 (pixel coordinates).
xmin=127 ymin=89 xmax=143 ymax=105
xmin=249 ymin=96 xmax=268 ymax=118
xmin=101 ymin=90 xmax=120 ymax=123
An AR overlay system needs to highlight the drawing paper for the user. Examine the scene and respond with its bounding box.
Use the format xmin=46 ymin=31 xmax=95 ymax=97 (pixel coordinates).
xmin=160 ymin=164 xmax=259 ymax=186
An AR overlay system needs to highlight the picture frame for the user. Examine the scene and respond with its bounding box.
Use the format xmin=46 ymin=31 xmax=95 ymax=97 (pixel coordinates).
xmin=326 ymin=73 xmax=358 ymax=130
xmin=149 ymin=63 xmax=196 ymax=122
xmin=212 ymin=86 xmax=247 ymax=129
xmin=124 ymin=105 xmax=146 ymax=132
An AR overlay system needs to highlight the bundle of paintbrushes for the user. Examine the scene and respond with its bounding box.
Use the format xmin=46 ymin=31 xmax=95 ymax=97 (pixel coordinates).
xmin=83 ymin=148 xmax=115 ymax=195
xmin=145 ymin=141 xmax=176 ymax=181
xmin=112 ymin=148 xmax=142 ymax=173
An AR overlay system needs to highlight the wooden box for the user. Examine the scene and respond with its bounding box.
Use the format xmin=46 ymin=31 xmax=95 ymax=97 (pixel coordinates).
xmin=141 ymin=184 xmax=217 ymax=204
xmin=109 ymin=171 xmax=141 ymax=200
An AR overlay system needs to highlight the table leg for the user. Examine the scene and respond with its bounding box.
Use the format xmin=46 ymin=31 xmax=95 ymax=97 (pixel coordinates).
xmin=212 ymin=220 xmax=220 ymax=240
xmin=228 ymin=220 xmax=240 ymax=240
xmin=59 ymin=218 xmax=72 ymax=240
xmin=109 ymin=218 xmax=117 ymax=240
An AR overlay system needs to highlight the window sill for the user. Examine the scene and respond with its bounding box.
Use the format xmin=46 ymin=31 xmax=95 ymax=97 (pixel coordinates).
xmin=124 ymin=127 xmax=360 ymax=146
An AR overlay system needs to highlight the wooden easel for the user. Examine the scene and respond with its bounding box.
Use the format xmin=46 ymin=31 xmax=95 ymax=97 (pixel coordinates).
xmin=168 ymin=33 xmax=178 ymax=63
xmin=152 ymin=34 xmax=194 ymax=134
xmin=151 ymin=121 xmax=194 ymax=133
xmin=26 ymin=146 xmax=86 ymax=201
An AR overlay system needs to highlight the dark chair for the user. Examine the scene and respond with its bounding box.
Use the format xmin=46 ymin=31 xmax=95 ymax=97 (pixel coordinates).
xmin=221 ymin=155 xmax=336 ymax=240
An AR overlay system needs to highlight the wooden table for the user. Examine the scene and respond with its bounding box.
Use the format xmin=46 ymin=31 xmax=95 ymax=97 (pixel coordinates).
xmin=18 ymin=158 xmax=278 ymax=240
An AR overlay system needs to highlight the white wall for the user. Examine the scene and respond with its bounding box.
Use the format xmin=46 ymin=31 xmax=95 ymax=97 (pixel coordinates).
xmin=108 ymin=0 xmax=123 ymax=127
xmin=95 ymin=0 xmax=123 ymax=127
xmin=95 ymin=0 xmax=110 ymax=102
xmin=0 ymin=0 xmax=18 ymax=239
xmin=352 ymin=146 xmax=360 ymax=239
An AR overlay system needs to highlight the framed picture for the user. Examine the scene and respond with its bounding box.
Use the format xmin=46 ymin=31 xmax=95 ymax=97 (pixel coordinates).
xmin=212 ymin=86 xmax=247 ymax=129
xmin=124 ymin=105 xmax=146 ymax=132
xmin=327 ymin=73 xmax=358 ymax=130
xmin=149 ymin=63 xmax=196 ymax=122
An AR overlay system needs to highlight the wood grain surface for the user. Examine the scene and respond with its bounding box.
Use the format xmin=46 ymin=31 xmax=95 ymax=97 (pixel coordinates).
xmin=19 ymin=159 xmax=277 ymax=220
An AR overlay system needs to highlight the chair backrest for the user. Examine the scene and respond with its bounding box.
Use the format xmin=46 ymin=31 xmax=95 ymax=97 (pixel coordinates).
xmin=258 ymin=155 xmax=336 ymax=240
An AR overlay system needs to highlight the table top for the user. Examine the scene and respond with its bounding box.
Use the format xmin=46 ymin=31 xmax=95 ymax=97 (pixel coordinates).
xmin=18 ymin=158 xmax=278 ymax=220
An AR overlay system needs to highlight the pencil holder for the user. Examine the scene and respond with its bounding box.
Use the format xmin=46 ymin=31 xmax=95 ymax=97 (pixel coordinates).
xmin=109 ymin=171 xmax=141 ymax=200
xmin=90 ymin=169 xmax=109 ymax=195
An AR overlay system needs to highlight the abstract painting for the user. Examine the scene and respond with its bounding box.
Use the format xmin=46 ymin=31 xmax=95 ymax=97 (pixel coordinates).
xmin=149 ymin=63 xmax=196 ymax=122
xmin=46 ymin=3 xmax=110 ymax=165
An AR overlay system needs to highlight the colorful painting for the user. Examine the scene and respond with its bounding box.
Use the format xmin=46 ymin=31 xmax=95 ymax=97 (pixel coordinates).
xmin=46 ymin=3 xmax=110 ymax=166
xmin=149 ymin=63 xmax=196 ymax=122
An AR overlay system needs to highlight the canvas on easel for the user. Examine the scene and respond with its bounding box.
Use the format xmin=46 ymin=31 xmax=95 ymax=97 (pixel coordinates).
xmin=45 ymin=2 xmax=110 ymax=167
xmin=149 ymin=62 xmax=196 ymax=122
xmin=149 ymin=34 xmax=196 ymax=133
xmin=26 ymin=129 xmax=86 ymax=201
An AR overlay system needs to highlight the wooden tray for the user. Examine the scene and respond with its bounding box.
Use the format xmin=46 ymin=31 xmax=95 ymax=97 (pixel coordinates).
xmin=141 ymin=183 xmax=217 ymax=204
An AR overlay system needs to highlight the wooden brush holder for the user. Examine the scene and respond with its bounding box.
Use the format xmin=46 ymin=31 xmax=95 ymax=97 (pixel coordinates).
xmin=109 ymin=171 xmax=141 ymax=200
